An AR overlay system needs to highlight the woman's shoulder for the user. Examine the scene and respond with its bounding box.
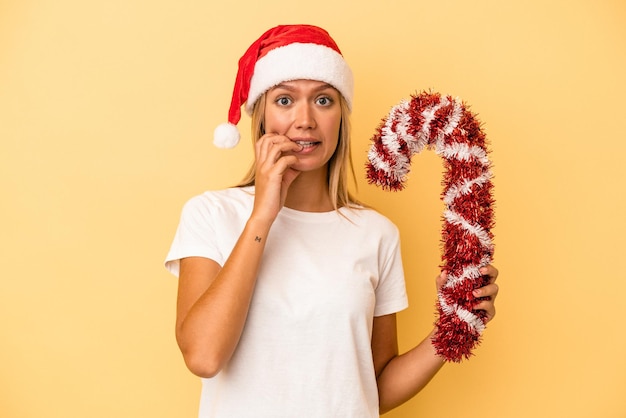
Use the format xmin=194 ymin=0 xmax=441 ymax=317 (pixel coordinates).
xmin=183 ymin=186 xmax=255 ymax=215
xmin=342 ymin=204 xmax=400 ymax=234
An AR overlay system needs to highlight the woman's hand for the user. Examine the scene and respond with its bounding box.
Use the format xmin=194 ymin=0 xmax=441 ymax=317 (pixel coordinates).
xmin=436 ymin=265 xmax=499 ymax=323
xmin=252 ymin=133 xmax=302 ymax=222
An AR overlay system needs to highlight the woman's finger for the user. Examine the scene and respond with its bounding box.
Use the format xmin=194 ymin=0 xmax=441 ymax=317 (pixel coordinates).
xmin=435 ymin=270 xmax=447 ymax=291
xmin=257 ymin=134 xmax=302 ymax=166
xmin=473 ymin=282 xmax=499 ymax=299
xmin=479 ymin=265 xmax=499 ymax=283
xmin=473 ymin=300 xmax=496 ymax=321
xmin=472 ymin=281 xmax=498 ymax=322
xmin=255 ymin=133 xmax=279 ymax=164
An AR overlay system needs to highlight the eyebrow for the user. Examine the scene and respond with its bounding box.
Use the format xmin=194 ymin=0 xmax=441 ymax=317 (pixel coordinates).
xmin=271 ymin=82 xmax=336 ymax=93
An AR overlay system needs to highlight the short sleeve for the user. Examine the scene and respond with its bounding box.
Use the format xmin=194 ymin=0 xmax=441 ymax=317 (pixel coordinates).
xmin=164 ymin=195 xmax=224 ymax=277
xmin=373 ymin=223 xmax=409 ymax=317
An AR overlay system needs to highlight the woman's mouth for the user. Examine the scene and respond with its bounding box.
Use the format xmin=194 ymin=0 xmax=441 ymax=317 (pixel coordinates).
xmin=293 ymin=140 xmax=320 ymax=151
xmin=296 ymin=141 xmax=316 ymax=148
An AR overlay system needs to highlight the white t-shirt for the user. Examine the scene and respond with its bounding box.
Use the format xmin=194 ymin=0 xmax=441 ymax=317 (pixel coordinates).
xmin=165 ymin=187 xmax=408 ymax=418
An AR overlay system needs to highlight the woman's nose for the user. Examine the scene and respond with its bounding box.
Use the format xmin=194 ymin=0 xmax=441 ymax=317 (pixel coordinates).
xmin=294 ymin=102 xmax=316 ymax=129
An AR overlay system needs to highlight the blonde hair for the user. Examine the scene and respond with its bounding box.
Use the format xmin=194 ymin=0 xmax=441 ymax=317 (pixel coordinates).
xmin=236 ymin=93 xmax=362 ymax=211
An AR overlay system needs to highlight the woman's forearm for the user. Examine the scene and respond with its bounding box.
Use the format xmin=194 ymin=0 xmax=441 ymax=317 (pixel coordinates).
xmin=377 ymin=329 xmax=445 ymax=414
xmin=176 ymin=217 xmax=272 ymax=377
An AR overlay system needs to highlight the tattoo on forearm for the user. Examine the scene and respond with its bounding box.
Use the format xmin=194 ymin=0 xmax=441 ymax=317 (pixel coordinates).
xmin=254 ymin=236 xmax=262 ymax=243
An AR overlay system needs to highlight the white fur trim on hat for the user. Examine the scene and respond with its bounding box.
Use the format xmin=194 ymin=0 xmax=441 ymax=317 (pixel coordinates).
xmin=244 ymin=43 xmax=354 ymax=115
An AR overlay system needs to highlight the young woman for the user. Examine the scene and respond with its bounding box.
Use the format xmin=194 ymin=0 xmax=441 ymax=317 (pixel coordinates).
xmin=165 ymin=24 xmax=499 ymax=418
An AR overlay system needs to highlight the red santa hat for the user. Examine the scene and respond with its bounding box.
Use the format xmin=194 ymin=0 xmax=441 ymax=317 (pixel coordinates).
xmin=213 ymin=24 xmax=354 ymax=148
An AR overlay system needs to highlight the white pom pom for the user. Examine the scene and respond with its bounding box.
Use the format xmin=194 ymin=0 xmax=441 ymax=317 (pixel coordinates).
xmin=213 ymin=122 xmax=240 ymax=148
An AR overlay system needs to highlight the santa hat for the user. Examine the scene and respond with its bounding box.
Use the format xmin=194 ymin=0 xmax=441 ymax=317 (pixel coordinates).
xmin=213 ymin=25 xmax=354 ymax=148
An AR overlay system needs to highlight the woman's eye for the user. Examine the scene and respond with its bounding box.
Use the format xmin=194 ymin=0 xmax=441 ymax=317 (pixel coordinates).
xmin=316 ymin=96 xmax=333 ymax=106
xmin=276 ymin=97 xmax=292 ymax=106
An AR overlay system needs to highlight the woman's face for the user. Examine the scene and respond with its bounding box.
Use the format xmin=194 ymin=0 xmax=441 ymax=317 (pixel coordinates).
xmin=263 ymin=79 xmax=342 ymax=174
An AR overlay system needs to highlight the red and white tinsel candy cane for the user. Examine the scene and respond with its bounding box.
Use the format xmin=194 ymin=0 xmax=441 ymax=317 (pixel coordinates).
xmin=366 ymin=91 xmax=495 ymax=362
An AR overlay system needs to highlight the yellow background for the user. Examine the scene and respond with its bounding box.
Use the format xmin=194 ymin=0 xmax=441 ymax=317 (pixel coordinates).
xmin=1 ymin=0 xmax=625 ymax=417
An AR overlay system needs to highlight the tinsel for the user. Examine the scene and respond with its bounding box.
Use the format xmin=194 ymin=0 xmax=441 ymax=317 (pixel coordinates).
xmin=366 ymin=91 xmax=495 ymax=362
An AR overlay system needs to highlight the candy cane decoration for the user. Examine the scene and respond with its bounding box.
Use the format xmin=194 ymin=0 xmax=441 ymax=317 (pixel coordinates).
xmin=366 ymin=91 xmax=495 ymax=362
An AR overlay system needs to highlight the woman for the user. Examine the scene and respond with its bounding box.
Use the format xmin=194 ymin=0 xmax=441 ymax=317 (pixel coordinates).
xmin=165 ymin=24 xmax=499 ymax=417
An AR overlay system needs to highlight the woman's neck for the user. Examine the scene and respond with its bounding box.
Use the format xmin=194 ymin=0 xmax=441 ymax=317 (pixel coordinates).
xmin=283 ymin=171 xmax=333 ymax=212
